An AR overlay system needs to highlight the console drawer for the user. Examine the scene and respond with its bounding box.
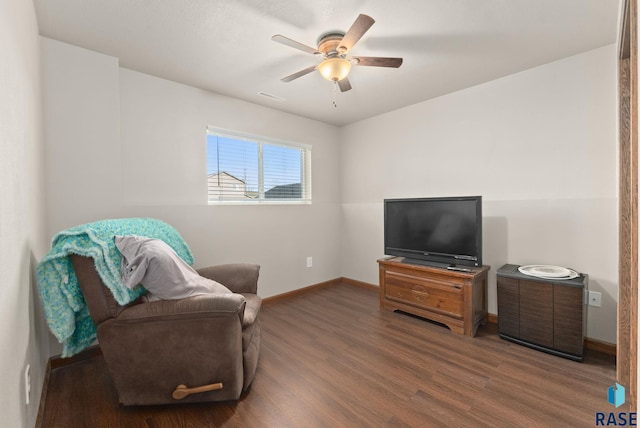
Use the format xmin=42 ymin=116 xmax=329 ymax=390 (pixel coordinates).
xmin=384 ymin=271 xmax=464 ymax=319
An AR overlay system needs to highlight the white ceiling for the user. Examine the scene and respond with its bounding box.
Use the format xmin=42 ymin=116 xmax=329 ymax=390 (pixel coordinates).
xmin=33 ymin=0 xmax=621 ymax=126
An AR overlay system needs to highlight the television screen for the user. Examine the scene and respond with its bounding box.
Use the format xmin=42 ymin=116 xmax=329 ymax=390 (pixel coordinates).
xmin=384 ymin=196 xmax=482 ymax=267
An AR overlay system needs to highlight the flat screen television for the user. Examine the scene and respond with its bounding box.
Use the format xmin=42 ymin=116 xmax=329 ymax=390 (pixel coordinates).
xmin=384 ymin=196 xmax=482 ymax=268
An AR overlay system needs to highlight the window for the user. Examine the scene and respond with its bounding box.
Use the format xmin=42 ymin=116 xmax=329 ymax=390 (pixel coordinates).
xmin=206 ymin=127 xmax=311 ymax=203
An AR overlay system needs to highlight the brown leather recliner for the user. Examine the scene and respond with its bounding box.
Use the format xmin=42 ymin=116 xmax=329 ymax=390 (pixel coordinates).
xmin=70 ymin=255 xmax=262 ymax=406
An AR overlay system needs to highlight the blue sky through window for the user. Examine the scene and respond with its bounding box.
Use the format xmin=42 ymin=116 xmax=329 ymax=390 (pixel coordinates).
xmin=207 ymin=135 xmax=259 ymax=191
xmin=263 ymin=143 xmax=302 ymax=190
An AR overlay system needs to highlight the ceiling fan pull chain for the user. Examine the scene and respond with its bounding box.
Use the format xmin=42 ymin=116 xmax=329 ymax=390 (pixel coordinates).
xmin=332 ymin=80 xmax=338 ymax=108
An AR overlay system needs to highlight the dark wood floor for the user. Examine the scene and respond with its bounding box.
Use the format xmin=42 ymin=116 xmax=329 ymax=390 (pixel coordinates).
xmin=40 ymin=282 xmax=622 ymax=427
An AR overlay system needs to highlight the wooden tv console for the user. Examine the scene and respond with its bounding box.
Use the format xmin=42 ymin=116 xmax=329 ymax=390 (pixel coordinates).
xmin=378 ymin=257 xmax=489 ymax=337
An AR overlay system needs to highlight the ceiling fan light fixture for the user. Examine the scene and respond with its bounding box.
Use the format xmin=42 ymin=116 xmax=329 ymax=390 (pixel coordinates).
xmin=317 ymin=57 xmax=352 ymax=82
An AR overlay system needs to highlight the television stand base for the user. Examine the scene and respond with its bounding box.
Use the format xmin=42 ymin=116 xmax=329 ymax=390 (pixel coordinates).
xmin=378 ymin=257 xmax=490 ymax=337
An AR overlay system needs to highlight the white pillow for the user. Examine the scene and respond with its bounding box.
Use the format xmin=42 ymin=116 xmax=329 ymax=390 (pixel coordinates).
xmin=115 ymin=235 xmax=231 ymax=301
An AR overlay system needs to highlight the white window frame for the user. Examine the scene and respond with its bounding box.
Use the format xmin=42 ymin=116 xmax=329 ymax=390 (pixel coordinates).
xmin=206 ymin=126 xmax=312 ymax=204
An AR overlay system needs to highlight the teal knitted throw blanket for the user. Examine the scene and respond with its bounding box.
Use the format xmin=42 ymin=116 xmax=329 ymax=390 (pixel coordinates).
xmin=36 ymin=218 xmax=194 ymax=357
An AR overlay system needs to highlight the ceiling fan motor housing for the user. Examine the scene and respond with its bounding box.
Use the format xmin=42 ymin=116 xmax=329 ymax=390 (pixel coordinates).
xmin=317 ymin=31 xmax=346 ymax=56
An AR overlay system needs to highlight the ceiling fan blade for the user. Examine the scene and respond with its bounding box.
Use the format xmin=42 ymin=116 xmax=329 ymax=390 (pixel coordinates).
xmin=338 ymin=14 xmax=375 ymax=53
xmin=281 ymin=65 xmax=317 ymax=82
xmin=352 ymin=56 xmax=403 ymax=68
xmin=272 ymin=34 xmax=321 ymax=55
xmin=338 ymin=78 xmax=352 ymax=92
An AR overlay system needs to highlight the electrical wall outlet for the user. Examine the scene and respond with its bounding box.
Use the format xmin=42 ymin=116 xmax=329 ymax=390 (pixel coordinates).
xmin=306 ymin=257 xmax=313 ymax=268
xmin=24 ymin=364 xmax=30 ymax=405
xmin=588 ymin=291 xmax=602 ymax=307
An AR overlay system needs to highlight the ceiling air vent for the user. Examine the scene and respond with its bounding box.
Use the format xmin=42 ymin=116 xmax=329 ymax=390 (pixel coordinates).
xmin=258 ymin=91 xmax=285 ymax=102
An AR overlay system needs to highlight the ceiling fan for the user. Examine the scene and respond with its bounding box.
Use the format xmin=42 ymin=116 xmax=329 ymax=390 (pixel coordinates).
xmin=272 ymin=14 xmax=403 ymax=92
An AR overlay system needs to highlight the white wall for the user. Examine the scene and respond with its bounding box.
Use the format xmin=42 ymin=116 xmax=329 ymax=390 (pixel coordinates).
xmin=0 ymin=1 xmax=48 ymax=427
xmin=41 ymin=37 xmax=342 ymax=354
xmin=117 ymin=66 xmax=342 ymax=295
xmin=340 ymin=44 xmax=618 ymax=344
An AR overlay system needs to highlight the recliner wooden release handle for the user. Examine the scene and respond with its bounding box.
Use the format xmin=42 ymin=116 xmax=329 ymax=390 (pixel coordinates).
xmin=172 ymin=382 xmax=224 ymax=400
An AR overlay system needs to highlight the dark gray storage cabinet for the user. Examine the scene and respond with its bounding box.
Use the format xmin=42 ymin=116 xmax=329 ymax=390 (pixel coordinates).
xmin=496 ymin=264 xmax=587 ymax=361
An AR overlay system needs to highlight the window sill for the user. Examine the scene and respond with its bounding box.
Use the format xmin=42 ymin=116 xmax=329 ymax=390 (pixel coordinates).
xmin=207 ymin=200 xmax=312 ymax=206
